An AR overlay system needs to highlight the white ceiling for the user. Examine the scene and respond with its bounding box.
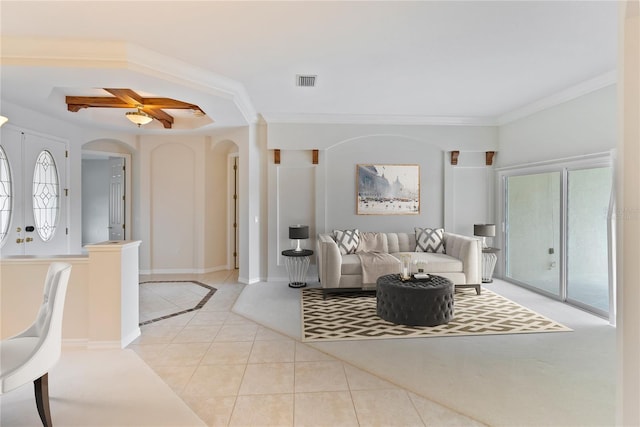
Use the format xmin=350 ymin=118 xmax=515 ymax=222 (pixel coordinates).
xmin=0 ymin=1 xmax=618 ymax=133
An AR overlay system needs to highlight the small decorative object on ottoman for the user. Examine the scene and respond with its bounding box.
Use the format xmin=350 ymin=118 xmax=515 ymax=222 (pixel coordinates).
xmin=376 ymin=274 xmax=454 ymax=326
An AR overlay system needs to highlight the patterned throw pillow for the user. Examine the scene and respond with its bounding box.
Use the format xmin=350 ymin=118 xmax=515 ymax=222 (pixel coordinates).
xmin=333 ymin=229 xmax=360 ymax=255
xmin=415 ymin=227 xmax=445 ymax=253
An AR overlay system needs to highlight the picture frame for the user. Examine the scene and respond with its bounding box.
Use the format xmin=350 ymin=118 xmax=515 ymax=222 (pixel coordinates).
xmin=356 ymin=164 xmax=420 ymax=215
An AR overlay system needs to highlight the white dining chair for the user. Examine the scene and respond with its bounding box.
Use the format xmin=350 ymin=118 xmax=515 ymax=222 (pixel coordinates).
xmin=0 ymin=262 xmax=72 ymax=427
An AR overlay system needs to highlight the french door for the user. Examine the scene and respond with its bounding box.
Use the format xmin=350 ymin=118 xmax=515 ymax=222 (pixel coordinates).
xmin=503 ymin=157 xmax=613 ymax=317
xmin=0 ymin=126 xmax=68 ymax=256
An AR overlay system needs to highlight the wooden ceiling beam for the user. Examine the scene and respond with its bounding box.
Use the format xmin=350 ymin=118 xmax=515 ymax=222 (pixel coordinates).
xmin=142 ymin=108 xmax=174 ymax=129
xmin=65 ymin=89 xmax=206 ymax=129
xmin=142 ymin=98 xmax=204 ymax=113
xmin=104 ymin=88 xmax=144 ymax=106
xmin=65 ymin=96 xmax=133 ymax=111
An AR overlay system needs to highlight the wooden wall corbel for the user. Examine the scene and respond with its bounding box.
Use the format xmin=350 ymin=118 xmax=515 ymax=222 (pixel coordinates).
xmin=450 ymin=151 xmax=459 ymax=165
xmin=485 ymin=151 xmax=496 ymax=166
xmin=274 ymin=149 xmax=280 ymax=164
xmin=312 ymin=149 xmax=319 ymax=165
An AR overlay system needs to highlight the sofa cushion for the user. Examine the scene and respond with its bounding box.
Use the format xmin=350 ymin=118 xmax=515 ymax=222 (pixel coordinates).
xmin=357 ymin=232 xmax=388 ymax=253
xmin=341 ymin=254 xmax=362 ymax=275
xmin=415 ymin=227 xmax=445 ymax=253
xmin=334 ymin=229 xmax=360 ymax=255
xmin=387 ymin=233 xmax=415 ymax=253
xmin=395 ymin=252 xmax=463 ymax=273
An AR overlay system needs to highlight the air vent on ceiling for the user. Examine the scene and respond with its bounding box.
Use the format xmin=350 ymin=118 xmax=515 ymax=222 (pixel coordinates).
xmin=296 ymin=74 xmax=317 ymax=87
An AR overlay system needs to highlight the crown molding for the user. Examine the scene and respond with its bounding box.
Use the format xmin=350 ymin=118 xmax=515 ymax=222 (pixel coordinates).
xmin=1 ymin=37 xmax=259 ymax=124
xmin=261 ymin=113 xmax=497 ymax=127
xmin=497 ymin=70 xmax=617 ymax=125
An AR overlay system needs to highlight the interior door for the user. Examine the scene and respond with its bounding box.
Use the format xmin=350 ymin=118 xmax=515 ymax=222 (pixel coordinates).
xmin=0 ymin=127 xmax=68 ymax=256
xmin=109 ymin=157 xmax=125 ymax=240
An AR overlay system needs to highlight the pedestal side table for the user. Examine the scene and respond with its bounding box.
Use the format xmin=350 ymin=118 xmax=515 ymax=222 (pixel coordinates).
xmin=282 ymin=249 xmax=313 ymax=288
xmin=481 ymin=247 xmax=500 ymax=283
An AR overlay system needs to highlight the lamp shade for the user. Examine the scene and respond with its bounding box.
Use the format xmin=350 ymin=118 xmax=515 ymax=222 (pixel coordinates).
xmin=289 ymin=225 xmax=309 ymax=240
xmin=474 ymin=224 xmax=496 ymax=237
xmin=126 ymin=110 xmax=153 ymax=126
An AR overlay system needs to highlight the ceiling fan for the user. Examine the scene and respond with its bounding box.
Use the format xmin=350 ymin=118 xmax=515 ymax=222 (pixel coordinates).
xmin=65 ymin=88 xmax=206 ymax=129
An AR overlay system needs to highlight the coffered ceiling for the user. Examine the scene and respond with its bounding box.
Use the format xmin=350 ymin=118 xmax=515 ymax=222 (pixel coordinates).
xmin=0 ymin=1 xmax=618 ymax=133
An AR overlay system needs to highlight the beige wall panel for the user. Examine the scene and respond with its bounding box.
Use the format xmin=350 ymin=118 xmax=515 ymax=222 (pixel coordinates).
xmin=150 ymin=144 xmax=196 ymax=270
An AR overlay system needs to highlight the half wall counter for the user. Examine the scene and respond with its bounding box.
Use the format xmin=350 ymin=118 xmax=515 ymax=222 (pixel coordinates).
xmin=1 ymin=240 xmax=142 ymax=348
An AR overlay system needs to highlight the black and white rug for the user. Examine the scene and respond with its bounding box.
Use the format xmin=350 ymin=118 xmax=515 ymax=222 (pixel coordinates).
xmin=301 ymin=287 xmax=571 ymax=342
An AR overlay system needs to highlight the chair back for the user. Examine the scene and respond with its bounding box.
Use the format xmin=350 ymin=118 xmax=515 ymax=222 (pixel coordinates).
xmin=33 ymin=263 xmax=72 ymax=360
xmin=0 ymin=262 xmax=72 ymax=393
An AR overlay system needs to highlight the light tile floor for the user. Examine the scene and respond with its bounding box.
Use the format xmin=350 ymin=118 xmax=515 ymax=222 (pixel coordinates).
xmin=129 ymin=270 xmax=484 ymax=426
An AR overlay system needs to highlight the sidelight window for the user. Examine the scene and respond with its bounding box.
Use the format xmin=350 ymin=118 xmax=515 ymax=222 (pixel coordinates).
xmin=0 ymin=145 xmax=12 ymax=244
xmin=32 ymin=150 xmax=59 ymax=242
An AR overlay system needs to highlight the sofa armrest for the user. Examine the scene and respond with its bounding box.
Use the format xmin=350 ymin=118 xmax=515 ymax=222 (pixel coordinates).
xmin=316 ymin=233 xmax=342 ymax=288
xmin=443 ymin=232 xmax=482 ymax=284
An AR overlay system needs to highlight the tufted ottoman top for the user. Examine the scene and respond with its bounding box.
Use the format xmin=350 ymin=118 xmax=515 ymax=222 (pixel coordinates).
xmin=376 ymin=274 xmax=453 ymax=290
xmin=376 ymin=274 xmax=454 ymax=326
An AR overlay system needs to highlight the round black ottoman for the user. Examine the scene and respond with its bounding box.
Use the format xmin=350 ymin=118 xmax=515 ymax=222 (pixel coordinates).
xmin=376 ymin=274 xmax=454 ymax=326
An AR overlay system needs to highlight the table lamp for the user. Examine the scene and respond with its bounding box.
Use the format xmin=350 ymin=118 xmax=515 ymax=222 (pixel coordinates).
xmin=289 ymin=225 xmax=309 ymax=252
xmin=474 ymin=224 xmax=495 ymax=248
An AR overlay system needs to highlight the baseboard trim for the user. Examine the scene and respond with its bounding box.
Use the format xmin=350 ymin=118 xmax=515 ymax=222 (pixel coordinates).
xmin=122 ymin=327 xmax=141 ymax=348
xmin=87 ymin=340 xmax=124 ymax=350
xmin=139 ymin=265 xmax=230 ymax=275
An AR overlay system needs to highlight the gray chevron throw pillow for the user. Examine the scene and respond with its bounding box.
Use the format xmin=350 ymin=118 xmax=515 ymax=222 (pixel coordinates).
xmin=334 ymin=229 xmax=360 ymax=255
xmin=415 ymin=227 xmax=445 ymax=253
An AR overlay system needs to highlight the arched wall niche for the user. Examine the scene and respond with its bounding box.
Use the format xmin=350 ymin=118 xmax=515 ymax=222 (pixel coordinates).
xmin=149 ymin=143 xmax=197 ymax=271
xmin=82 ymin=138 xmax=136 ymax=155
xmin=211 ymin=139 xmax=240 ymax=154
xmin=327 ymin=133 xmax=442 ymax=151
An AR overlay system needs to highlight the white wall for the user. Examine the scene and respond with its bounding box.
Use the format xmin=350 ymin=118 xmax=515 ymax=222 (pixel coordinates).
xmin=494 ymin=85 xmax=617 ymax=281
xmin=618 ymin=2 xmax=640 ymax=424
xmin=325 ymin=135 xmax=444 ymax=232
xmin=498 ymin=85 xmax=617 ymax=167
xmin=266 ymin=123 xmax=498 ymax=280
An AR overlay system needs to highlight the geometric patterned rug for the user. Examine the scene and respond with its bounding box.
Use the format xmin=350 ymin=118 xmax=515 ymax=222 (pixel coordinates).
xmin=301 ymin=287 xmax=572 ymax=342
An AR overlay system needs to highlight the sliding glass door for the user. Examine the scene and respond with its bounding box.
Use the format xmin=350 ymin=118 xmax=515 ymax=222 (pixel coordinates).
xmin=566 ymin=167 xmax=612 ymax=314
xmin=503 ymin=161 xmax=613 ymax=317
xmin=505 ymin=172 xmax=561 ymax=297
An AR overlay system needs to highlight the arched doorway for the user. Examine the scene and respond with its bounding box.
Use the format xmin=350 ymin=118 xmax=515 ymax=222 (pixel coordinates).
xmin=81 ymin=139 xmax=134 ymax=245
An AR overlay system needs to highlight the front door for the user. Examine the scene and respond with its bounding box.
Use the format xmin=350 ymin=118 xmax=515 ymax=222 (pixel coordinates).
xmin=0 ymin=126 xmax=68 ymax=256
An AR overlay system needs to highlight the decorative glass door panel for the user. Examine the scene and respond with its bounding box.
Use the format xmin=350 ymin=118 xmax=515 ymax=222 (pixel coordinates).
xmin=0 ymin=127 xmax=68 ymax=256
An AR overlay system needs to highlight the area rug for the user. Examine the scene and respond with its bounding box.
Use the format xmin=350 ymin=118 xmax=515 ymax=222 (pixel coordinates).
xmin=301 ymin=287 xmax=572 ymax=342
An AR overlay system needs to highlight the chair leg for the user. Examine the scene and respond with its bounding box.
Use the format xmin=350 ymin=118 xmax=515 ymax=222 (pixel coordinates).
xmin=34 ymin=373 xmax=53 ymax=427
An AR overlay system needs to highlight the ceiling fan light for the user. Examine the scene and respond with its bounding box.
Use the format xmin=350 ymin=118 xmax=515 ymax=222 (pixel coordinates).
xmin=125 ymin=110 xmax=153 ymax=127
xmin=0 ymin=116 xmax=8 ymax=127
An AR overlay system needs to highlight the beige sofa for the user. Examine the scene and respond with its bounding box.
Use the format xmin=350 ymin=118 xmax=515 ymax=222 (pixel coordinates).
xmin=317 ymin=231 xmax=482 ymax=293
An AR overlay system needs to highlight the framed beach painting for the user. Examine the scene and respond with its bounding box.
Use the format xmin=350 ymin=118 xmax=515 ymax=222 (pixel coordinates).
xmin=356 ymin=164 xmax=420 ymax=215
